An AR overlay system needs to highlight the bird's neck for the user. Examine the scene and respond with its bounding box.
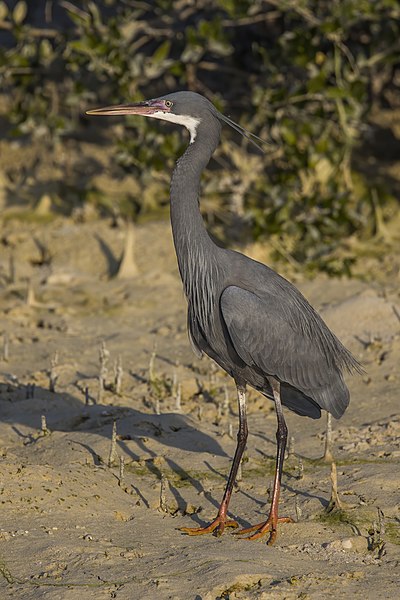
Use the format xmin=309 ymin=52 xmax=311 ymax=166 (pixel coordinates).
xmin=170 ymin=130 xmax=220 ymax=299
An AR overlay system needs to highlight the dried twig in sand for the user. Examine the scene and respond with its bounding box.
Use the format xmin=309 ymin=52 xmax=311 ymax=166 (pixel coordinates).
xmin=41 ymin=415 xmax=50 ymax=435
xmin=26 ymin=280 xmax=36 ymax=307
xmin=118 ymin=455 xmax=125 ymax=487
xmin=26 ymin=279 xmax=55 ymax=309
xmin=323 ymin=412 xmax=334 ymax=462
xmin=288 ymin=435 xmax=295 ymax=458
xmin=2 ymin=333 xmax=9 ymax=362
xmin=295 ymin=496 xmax=302 ymax=522
xmin=116 ymin=221 xmax=138 ymax=279
xmin=148 ymin=343 xmax=157 ymax=388
xmin=222 ymin=385 xmax=230 ymax=415
xmin=214 ymin=400 xmax=222 ymax=425
xmin=368 ymin=507 xmax=386 ymax=557
xmin=297 ymin=456 xmax=304 ymax=480
xmin=108 ymin=420 xmax=117 ymax=467
xmin=98 ymin=341 xmax=110 ymax=403
xmin=325 ymin=461 xmax=343 ymax=512
xmin=174 ymin=383 xmax=182 ymax=412
xmin=48 ymin=351 xmax=59 ymax=392
xmin=8 ymin=252 xmax=15 ymax=284
xmin=114 ymin=355 xmax=123 ymax=394
xmin=159 ymin=474 xmax=168 ymax=512
xmin=172 ymin=368 xmax=182 ymax=412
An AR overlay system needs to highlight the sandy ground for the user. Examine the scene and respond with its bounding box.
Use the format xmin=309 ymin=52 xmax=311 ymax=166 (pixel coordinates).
xmin=0 ymin=218 xmax=399 ymax=600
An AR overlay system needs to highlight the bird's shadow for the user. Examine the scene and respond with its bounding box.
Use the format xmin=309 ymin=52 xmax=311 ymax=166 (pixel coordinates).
xmin=0 ymin=380 xmax=228 ymax=508
xmin=0 ymin=379 xmax=328 ymax=526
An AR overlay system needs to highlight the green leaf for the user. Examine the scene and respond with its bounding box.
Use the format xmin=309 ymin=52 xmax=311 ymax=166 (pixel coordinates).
xmin=12 ymin=0 xmax=27 ymax=25
xmin=325 ymin=86 xmax=347 ymax=99
xmin=0 ymin=1 xmax=9 ymax=21
xmin=307 ymin=73 xmax=327 ymax=94
xmin=281 ymin=126 xmax=297 ymax=147
xmin=88 ymin=1 xmax=102 ymax=27
xmin=40 ymin=39 xmax=53 ymax=60
xmin=153 ymin=40 xmax=171 ymax=63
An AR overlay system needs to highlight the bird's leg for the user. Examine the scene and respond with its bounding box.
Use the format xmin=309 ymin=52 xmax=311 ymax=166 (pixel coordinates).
xmin=180 ymin=384 xmax=248 ymax=536
xmin=236 ymin=377 xmax=293 ymax=544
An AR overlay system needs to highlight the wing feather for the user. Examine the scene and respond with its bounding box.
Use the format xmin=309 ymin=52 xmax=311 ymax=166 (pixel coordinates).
xmin=187 ymin=302 xmax=203 ymax=358
xmin=220 ymin=285 xmax=352 ymax=417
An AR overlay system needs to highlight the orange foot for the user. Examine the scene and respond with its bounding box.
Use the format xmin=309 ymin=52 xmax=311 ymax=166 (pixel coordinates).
xmin=180 ymin=515 xmax=239 ymax=537
xmin=235 ymin=516 xmax=293 ymax=544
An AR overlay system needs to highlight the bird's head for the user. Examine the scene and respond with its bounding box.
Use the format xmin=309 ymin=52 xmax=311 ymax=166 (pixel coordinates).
xmin=86 ymin=91 xmax=217 ymax=144
xmin=86 ymin=91 xmax=267 ymax=150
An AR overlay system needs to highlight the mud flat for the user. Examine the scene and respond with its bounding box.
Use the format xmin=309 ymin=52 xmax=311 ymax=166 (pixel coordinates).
xmin=0 ymin=218 xmax=399 ymax=599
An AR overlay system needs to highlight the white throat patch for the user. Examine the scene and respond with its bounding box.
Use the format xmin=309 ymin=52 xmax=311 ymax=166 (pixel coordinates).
xmin=148 ymin=111 xmax=201 ymax=143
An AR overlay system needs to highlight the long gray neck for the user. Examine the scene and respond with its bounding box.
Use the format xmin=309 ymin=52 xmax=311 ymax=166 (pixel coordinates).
xmin=170 ymin=120 xmax=221 ymax=292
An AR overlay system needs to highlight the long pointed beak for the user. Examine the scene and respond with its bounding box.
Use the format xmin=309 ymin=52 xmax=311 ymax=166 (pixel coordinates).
xmin=86 ymin=99 xmax=170 ymax=117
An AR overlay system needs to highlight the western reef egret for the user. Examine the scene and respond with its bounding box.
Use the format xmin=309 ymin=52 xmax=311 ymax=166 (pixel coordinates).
xmin=87 ymin=92 xmax=360 ymax=544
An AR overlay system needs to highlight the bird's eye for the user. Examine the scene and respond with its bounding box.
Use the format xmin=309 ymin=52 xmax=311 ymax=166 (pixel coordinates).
xmin=165 ymin=100 xmax=173 ymax=107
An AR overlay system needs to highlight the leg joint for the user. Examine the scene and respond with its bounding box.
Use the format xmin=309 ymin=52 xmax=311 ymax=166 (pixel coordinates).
xmin=276 ymin=423 xmax=288 ymax=443
xmin=237 ymin=422 xmax=248 ymax=444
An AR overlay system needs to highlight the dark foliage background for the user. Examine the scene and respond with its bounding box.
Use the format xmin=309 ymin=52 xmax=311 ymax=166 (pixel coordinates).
xmin=1 ymin=0 xmax=399 ymax=274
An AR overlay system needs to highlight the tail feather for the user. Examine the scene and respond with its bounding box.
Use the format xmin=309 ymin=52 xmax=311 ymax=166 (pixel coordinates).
xmin=265 ymin=375 xmax=350 ymax=420
xmin=312 ymin=375 xmax=350 ymax=419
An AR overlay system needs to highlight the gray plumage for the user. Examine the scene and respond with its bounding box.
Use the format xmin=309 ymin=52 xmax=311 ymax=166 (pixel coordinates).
xmin=164 ymin=92 xmax=360 ymax=420
xmin=87 ymin=90 xmax=361 ymax=543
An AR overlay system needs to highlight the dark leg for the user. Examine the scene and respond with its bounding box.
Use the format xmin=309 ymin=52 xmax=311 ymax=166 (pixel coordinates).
xmin=236 ymin=377 xmax=293 ymax=544
xmin=180 ymin=384 xmax=248 ymax=536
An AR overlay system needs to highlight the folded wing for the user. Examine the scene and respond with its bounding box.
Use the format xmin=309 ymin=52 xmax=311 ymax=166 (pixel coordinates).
xmin=220 ymin=285 xmax=353 ymax=419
